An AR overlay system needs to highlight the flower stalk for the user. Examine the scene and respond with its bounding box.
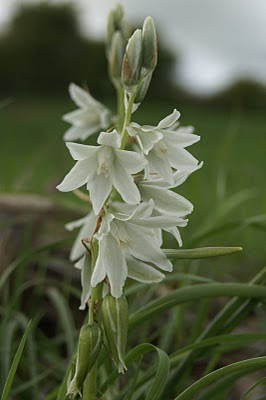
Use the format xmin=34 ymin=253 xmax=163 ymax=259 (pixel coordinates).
xmin=58 ymin=4 xmax=203 ymax=399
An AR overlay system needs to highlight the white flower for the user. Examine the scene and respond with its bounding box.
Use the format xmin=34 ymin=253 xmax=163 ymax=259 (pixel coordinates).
xmin=62 ymin=83 xmax=112 ymax=141
xmin=65 ymin=210 xmax=98 ymax=262
xmin=57 ymin=130 xmax=147 ymax=214
xmin=90 ymin=201 xmax=188 ymax=297
xmin=128 ymin=109 xmax=201 ymax=184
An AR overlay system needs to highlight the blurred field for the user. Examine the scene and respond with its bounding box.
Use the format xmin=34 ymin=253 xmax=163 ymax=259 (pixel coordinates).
xmin=1 ymin=97 xmax=266 ymax=279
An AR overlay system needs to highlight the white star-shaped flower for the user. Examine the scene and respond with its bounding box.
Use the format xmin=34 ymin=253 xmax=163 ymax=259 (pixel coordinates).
xmin=128 ymin=109 xmax=201 ymax=184
xmin=57 ymin=130 xmax=147 ymax=214
xmin=62 ymin=83 xmax=113 ymax=141
xmin=90 ymin=201 xmax=189 ymax=297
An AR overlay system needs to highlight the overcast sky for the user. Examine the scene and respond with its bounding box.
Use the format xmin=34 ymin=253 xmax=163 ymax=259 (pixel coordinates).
xmin=1 ymin=0 xmax=266 ymax=95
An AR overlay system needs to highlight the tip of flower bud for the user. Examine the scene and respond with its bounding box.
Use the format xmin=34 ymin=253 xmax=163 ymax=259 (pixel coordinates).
xmin=122 ymin=29 xmax=143 ymax=88
xmin=142 ymin=16 xmax=158 ymax=74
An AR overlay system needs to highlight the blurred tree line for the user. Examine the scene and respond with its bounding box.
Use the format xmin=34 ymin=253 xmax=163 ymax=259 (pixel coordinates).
xmin=0 ymin=2 xmax=265 ymax=109
xmin=0 ymin=3 xmax=175 ymax=101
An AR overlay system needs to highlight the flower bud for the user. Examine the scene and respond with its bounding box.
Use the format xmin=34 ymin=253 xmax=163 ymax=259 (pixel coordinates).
xmin=142 ymin=16 xmax=158 ymax=75
xmin=134 ymin=71 xmax=153 ymax=105
xmin=106 ymin=4 xmax=131 ymax=87
xmin=122 ymin=29 xmax=143 ymax=88
xmin=67 ymin=322 xmax=103 ymax=396
xmin=101 ymin=294 xmax=128 ymax=373
xmin=108 ymin=31 xmax=125 ymax=87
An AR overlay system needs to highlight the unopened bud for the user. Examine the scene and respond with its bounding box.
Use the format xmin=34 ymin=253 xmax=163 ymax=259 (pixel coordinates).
xmin=122 ymin=29 xmax=143 ymax=88
xmin=134 ymin=71 xmax=153 ymax=104
xmin=142 ymin=16 xmax=158 ymax=75
xmin=101 ymin=294 xmax=128 ymax=373
xmin=67 ymin=322 xmax=103 ymax=396
xmin=109 ymin=31 xmax=125 ymax=86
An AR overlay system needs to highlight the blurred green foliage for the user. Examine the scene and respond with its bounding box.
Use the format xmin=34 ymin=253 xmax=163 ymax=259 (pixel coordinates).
xmin=0 ymin=2 xmax=175 ymax=100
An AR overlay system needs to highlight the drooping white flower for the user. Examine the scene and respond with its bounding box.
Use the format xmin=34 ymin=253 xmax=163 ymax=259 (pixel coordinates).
xmin=90 ymin=201 xmax=189 ymax=297
xmin=62 ymin=83 xmax=113 ymax=141
xmin=57 ymin=130 xmax=147 ymax=214
xmin=65 ymin=210 xmax=98 ymax=262
xmin=128 ymin=109 xmax=201 ymax=184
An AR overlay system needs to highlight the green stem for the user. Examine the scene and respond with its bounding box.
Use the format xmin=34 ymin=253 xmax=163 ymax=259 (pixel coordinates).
xmin=116 ymin=85 xmax=125 ymax=133
xmin=83 ymin=240 xmax=102 ymax=399
xmin=120 ymin=81 xmax=143 ymax=150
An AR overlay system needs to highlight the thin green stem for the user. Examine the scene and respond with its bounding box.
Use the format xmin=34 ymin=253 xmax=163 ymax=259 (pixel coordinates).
xmin=83 ymin=240 xmax=102 ymax=400
xmin=120 ymin=91 xmax=136 ymax=150
xmin=116 ymin=85 xmax=125 ymax=133
xmin=120 ymin=80 xmax=143 ymax=150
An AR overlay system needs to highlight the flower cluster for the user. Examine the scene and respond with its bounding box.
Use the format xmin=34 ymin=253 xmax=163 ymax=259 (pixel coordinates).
xmin=57 ymin=6 xmax=202 ymax=308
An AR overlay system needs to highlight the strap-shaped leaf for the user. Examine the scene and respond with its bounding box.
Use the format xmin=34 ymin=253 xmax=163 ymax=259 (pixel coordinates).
xmin=100 ymin=343 xmax=170 ymax=400
xmin=129 ymin=283 xmax=266 ymax=328
xmin=1 ymin=321 xmax=32 ymax=400
xmin=163 ymin=246 xmax=242 ymax=259
xmin=173 ymin=357 xmax=266 ymax=400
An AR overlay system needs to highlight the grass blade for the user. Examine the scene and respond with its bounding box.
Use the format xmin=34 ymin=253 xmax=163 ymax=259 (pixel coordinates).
xmin=47 ymin=287 xmax=76 ymax=358
xmin=129 ymin=283 xmax=266 ymax=328
xmin=164 ymin=247 xmax=242 ymax=259
xmin=0 ymin=320 xmax=32 ymax=400
xmin=173 ymin=357 xmax=266 ymax=400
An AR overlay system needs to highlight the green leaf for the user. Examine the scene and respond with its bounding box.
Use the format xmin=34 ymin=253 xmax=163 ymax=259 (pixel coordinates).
xmin=1 ymin=320 xmax=32 ymax=400
xmin=129 ymin=283 xmax=266 ymax=328
xmin=100 ymin=343 xmax=170 ymax=400
xmin=0 ymin=239 xmax=70 ymax=295
xmin=131 ymin=334 xmax=266 ymax=396
xmin=173 ymin=357 xmax=266 ymax=400
xmin=47 ymin=287 xmax=76 ymax=359
xmin=240 ymin=376 xmax=266 ymax=399
xmin=164 ymin=247 xmax=242 ymax=259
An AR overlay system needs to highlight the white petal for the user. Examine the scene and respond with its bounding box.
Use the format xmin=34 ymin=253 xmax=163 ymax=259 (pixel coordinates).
xmin=139 ymin=184 xmax=193 ymax=216
xmin=112 ymin=159 xmax=141 ymax=205
xmin=146 ymin=151 xmax=174 ymax=185
xmin=115 ymin=200 xmax=154 ymax=221
xmin=66 ymin=142 xmax=99 ymax=160
xmin=91 ymin=237 xmax=107 ymax=287
xmin=164 ymin=226 xmax=183 ymax=247
xmin=105 ymin=234 xmax=127 ymax=298
xmin=126 ymin=255 xmax=164 ymax=283
xmin=97 ymin=130 xmax=121 ymax=148
xmin=79 ymin=254 xmax=92 ymax=310
xmin=126 ymin=224 xmax=173 ymax=272
xmin=63 ymin=126 xmax=87 ymax=141
xmin=69 ymin=83 xmax=102 ymax=109
xmin=74 ymin=257 xmax=84 ymax=270
xmin=65 ymin=214 xmax=92 ymax=231
xmin=140 ymin=170 xmax=190 ymax=188
xmin=69 ymin=213 xmax=98 ymax=262
xmin=164 ymin=131 xmax=200 ymax=148
xmin=157 ymin=109 xmax=180 ymax=129
xmin=62 ymin=108 xmax=98 ymax=126
xmin=87 ymin=173 xmax=112 ymax=215
xmin=127 ymin=123 xmax=140 ymax=137
xmin=115 ymin=149 xmax=147 ymax=173
xmin=167 ymin=147 xmax=199 ymax=170
xmin=56 ymin=159 xmax=90 ymax=192
xmin=138 ymin=130 xmax=163 ymax=155
xmin=95 ymin=213 xmax=115 ymax=240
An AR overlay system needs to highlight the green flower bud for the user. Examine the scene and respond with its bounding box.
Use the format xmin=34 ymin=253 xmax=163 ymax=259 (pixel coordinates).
xmin=106 ymin=4 xmax=131 ymax=87
xmin=108 ymin=31 xmax=125 ymax=87
xmin=122 ymin=29 xmax=143 ymax=88
xmin=134 ymin=71 xmax=153 ymax=105
xmin=142 ymin=16 xmax=158 ymax=75
xmin=101 ymin=294 xmax=128 ymax=373
xmin=67 ymin=322 xmax=103 ymax=396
